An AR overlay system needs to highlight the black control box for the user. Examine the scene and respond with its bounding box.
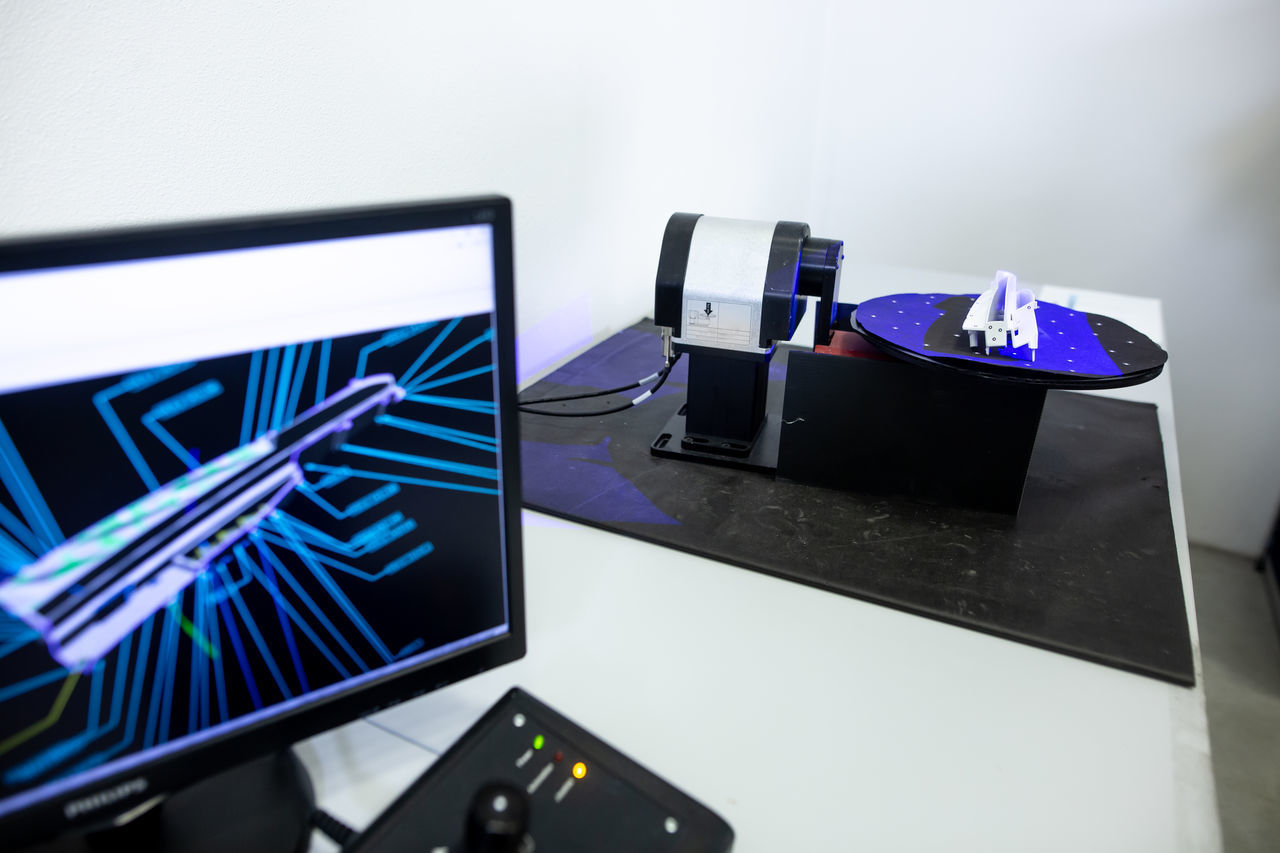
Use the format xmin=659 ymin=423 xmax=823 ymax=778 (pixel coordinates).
xmin=347 ymin=687 xmax=733 ymax=853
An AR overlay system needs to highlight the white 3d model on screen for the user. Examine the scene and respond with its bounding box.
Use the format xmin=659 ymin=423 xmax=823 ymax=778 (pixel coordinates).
xmin=0 ymin=375 xmax=405 ymax=670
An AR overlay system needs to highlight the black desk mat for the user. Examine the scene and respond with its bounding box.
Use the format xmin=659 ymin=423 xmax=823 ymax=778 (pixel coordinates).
xmin=519 ymin=322 xmax=1193 ymax=686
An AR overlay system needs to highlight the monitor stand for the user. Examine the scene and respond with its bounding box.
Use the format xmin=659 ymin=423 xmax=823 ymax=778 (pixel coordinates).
xmin=26 ymin=751 xmax=315 ymax=853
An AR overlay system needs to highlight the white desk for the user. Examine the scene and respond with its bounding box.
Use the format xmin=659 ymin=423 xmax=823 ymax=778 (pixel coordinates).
xmin=297 ymin=270 xmax=1222 ymax=853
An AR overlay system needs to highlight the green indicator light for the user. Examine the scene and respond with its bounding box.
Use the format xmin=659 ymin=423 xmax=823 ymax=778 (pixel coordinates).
xmin=532 ymin=735 xmax=545 ymax=750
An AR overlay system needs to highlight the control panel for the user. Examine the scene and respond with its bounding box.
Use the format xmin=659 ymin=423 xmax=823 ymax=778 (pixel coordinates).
xmin=348 ymin=687 xmax=733 ymax=852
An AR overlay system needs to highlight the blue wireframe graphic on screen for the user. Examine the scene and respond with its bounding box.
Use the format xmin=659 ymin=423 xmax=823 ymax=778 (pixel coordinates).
xmin=0 ymin=313 xmax=506 ymax=793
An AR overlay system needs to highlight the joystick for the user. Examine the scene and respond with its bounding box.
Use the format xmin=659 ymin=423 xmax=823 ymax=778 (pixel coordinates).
xmin=465 ymin=783 xmax=531 ymax=853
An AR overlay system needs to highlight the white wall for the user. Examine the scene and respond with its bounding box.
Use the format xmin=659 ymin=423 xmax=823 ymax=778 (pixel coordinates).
xmin=1 ymin=1 xmax=1276 ymax=555
xmin=0 ymin=0 xmax=821 ymax=370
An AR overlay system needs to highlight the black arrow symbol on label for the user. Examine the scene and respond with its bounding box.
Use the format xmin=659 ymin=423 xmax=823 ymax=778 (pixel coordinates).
xmin=704 ymin=302 xmax=713 ymax=316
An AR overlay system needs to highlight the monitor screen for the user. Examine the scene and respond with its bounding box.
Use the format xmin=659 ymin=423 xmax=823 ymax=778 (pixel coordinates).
xmin=0 ymin=197 xmax=524 ymax=841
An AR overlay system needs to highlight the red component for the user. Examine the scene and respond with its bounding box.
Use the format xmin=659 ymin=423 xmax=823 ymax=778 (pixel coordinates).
xmin=816 ymin=330 xmax=898 ymax=361
xmin=553 ymin=751 xmax=564 ymax=763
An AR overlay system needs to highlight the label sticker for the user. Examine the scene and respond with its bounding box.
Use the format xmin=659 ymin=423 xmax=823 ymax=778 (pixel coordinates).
xmin=683 ymin=299 xmax=755 ymax=349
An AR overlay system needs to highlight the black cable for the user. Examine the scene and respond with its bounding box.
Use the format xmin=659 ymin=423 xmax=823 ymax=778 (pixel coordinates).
xmin=517 ymin=369 xmax=661 ymax=405
xmin=310 ymin=807 xmax=358 ymax=847
xmin=519 ymin=397 xmax=637 ymax=418
xmin=519 ymin=353 xmax=681 ymax=418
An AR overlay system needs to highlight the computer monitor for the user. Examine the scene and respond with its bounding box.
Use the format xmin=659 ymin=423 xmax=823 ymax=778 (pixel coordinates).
xmin=0 ymin=197 xmax=525 ymax=848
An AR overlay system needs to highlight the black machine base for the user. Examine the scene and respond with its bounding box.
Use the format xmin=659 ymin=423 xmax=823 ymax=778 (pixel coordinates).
xmin=349 ymin=687 xmax=734 ymax=853
xmin=651 ymin=403 xmax=780 ymax=474
xmin=652 ymin=344 xmax=1049 ymax=514
xmin=651 ymin=346 xmax=775 ymax=467
xmin=777 ymin=348 xmax=1048 ymax=514
xmin=22 ymin=751 xmax=314 ymax=853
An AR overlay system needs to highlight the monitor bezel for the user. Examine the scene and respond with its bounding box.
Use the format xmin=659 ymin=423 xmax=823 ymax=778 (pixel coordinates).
xmin=0 ymin=195 xmax=526 ymax=844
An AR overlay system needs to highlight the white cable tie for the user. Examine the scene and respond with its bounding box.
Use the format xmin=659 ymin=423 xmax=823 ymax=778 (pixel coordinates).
xmin=637 ymin=371 xmax=660 ymax=385
xmin=631 ymin=390 xmax=653 ymax=405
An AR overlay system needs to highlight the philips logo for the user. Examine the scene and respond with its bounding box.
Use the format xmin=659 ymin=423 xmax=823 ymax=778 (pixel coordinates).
xmin=63 ymin=778 xmax=148 ymax=820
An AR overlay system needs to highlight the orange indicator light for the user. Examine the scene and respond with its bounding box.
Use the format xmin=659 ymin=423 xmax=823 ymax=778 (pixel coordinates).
xmin=572 ymin=762 xmax=587 ymax=780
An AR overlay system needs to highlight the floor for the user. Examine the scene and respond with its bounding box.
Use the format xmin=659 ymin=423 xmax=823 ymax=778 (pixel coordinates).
xmin=1189 ymin=544 xmax=1280 ymax=853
